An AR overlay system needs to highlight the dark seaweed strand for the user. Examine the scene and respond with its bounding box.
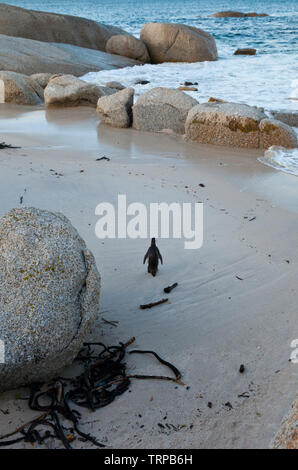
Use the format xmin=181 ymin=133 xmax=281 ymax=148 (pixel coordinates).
xmin=129 ymin=350 xmax=183 ymax=382
xmin=0 ymin=339 xmax=182 ymax=448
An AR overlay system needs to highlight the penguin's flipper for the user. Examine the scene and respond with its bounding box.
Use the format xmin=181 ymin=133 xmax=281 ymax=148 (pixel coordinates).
xmin=157 ymin=248 xmax=163 ymax=264
xmin=143 ymin=249 xmax=149 ymax=264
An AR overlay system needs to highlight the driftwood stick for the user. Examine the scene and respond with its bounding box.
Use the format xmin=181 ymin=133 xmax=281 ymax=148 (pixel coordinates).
xmin=102 ymin=318 xmax=118 ymax=327
xmin=128 ymin=374 xmax=184 ymax=386
xmin=164 ymin=282 xmax=178 ymax=294
xmin=140 ymin=298 xmax=168 ymax=309
xmin=0 ymin=411 xmax=50 ymax=440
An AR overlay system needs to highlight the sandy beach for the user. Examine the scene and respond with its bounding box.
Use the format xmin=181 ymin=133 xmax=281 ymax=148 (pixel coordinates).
xmin=0 ymin=104 xmax=297 ymax=449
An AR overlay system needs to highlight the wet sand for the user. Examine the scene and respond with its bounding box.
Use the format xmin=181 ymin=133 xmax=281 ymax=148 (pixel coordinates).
xmin=0 ymin=105 xmax=297 ymax=449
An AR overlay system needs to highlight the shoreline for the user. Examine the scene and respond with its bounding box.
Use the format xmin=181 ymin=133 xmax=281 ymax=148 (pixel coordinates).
xmin=0 ymin=105 xmax=297 ymax=448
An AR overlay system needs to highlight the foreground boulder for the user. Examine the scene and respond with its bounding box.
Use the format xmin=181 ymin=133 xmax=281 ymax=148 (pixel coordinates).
xmin=0 ymin=34 xmax=141 ymax=76
xmin=106 ymin=35 xmax=150 ymax=63
xmin=140 ymin=23 xmax=217 ymax=63
xmin=133 ymin=87 xmax=198 ymax=134
xmin=44 ymin=75 xmax=117 ymax=107
xmin=185 ymin=102 xmax=266 ymax=148
xmin=97 ymin=87 xmax=134 ymax=128
xmin=0 ymin=71 xmax=43 ymax=105
xmin=259 ymin=119 xmax=297 ymax=149
xmin=0 ymin=207 xmax=100 ymax=391
xmin=0 ymin=4 xmax=128 ymax=52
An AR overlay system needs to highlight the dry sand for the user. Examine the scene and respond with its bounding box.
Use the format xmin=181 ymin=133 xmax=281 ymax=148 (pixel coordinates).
xmin=0 ymin=105 xmax=297 ymax=449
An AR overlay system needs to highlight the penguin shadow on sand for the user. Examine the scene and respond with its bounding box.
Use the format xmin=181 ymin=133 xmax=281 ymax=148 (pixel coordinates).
xmin=143 ymin=238 xmax=163 ymax=277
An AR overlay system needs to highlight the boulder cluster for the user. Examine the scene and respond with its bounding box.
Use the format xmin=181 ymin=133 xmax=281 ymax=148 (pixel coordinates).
xmin=0 ymin=4 xmax=296 ymax=152
xmin=96 ymin=87 xmax=297 ymax=150
xmin=0 ymin=70 xmax=296 ymax=150
xmin=0 ymin=4 xmax=218 ymax=75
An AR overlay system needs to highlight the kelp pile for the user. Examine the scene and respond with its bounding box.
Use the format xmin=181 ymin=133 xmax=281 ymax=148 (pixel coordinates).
xmin=0 ymin=337 xmax=182 ymax=449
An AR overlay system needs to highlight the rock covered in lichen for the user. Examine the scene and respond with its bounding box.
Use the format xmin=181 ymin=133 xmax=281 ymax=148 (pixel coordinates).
xmin=259 ymin=118 xmax=298 ymax=149
xmin=0 ymin=207 xmax=100 ymax=391
xmin=185 ymin=102 xmax=266 ymax=148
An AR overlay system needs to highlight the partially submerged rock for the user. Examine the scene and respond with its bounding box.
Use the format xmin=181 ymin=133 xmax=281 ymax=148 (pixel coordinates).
xmin=211 ymin=11 xmax=246 ymax=17
xmin=44 ymin=75 xmax=117 ymax=107
xmin=245 ymin=12 xmax=268 ymax=17
xmin=259 ymin=119 xmax=298 ymax=149
xmin=271 ymin=111 xmax=298 ymax=128
xmin=0 ymin=4 xmax=128 ymax=52
xmin=97 ymin=87 xmax=134 ymax=128
xmin=140 ymin=23 xmax=218 ymax=63
xmin=0 ymin=70 xmax=43 ymax=105
xmin=106 ymin=34 xmax=150 ymax=63
xmin=234 ymin=48 xmax=256 ymax=55
xmin=0 ymin=207 xmax=100 ymax=391
xmin=185 ymin=102 xmax=266 ymax=148
xmin=208 ymin=96 xmax=225 ymax=103
xmin=178 ymin=86 xmax=198 ymax=91
xmin=133 ymin=87 xmax=198 ymax=134
xmin=211 ymin=11 xmax=268 ymax=18
xmin=0 ymin=34 xmax=141 ymax=76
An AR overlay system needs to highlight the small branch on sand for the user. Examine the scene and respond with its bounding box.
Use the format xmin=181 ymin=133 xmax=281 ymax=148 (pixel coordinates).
xmin=96 ymin=156 xmax=110 ymax=161
xmin=102 ymin=318 xmax=119 ymax=327
xmin=0 ymin=411 xmax=50 ymax=441
xmin=140 ymin=298 xmax=168 ymax=309
xmin=164 ymin=282 xmax=178 ymax=294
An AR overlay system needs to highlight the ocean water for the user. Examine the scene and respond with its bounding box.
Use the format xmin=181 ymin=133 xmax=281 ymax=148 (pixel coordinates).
xmin=3 ymin=0 xmax=298 ymax=174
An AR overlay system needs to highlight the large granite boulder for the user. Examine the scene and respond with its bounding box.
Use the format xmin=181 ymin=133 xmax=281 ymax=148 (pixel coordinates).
xmin=0 ymin=207 xmax=100 ymax=392
xmin=106 ymin=35 xmax=150 ymax=63
xmin=97 ymin=87 xmax=134 ymax=128
xmin=185 ymin=102 xmax=266 ymax=148
xmin=44 ymin=75 xmax=117 ymax=107
xmin=140 ymin=23 xmax=217 ymax=63
xmin=0 ymin=4 xmax=128 ymax=52
xmin=0 ymin=34 xmax=141 ymax=76
xmin=0 ymin=71 xmax=43 ymax=105
xmin=133 ymin=87 xmax=198 ymax=134
xmin=259 ymin=119 xmax=298 ymax=149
